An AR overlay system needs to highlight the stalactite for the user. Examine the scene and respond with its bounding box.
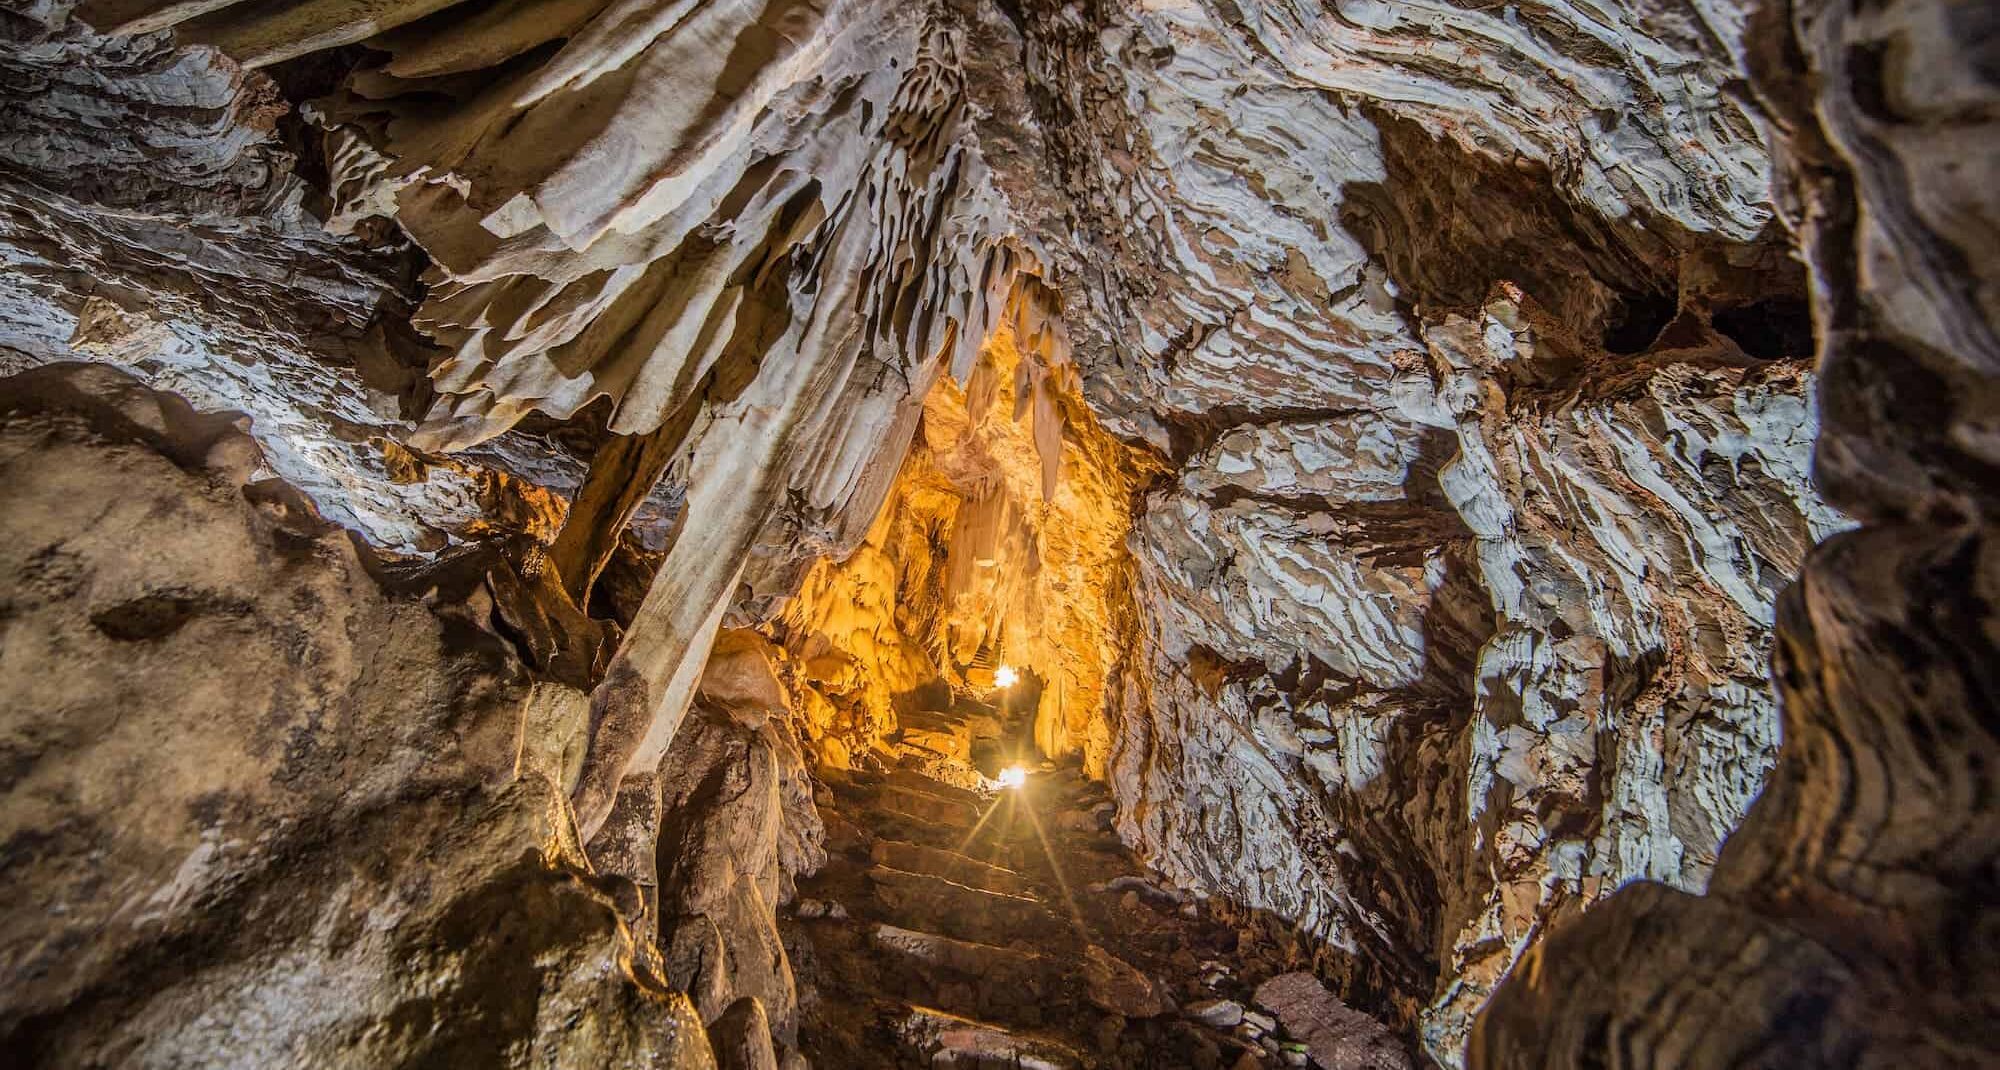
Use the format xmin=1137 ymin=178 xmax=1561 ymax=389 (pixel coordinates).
xmin=4 ymin=0 xmax=1993 ymax=1065
xmin=548 ymin=404 xmax=697 ymax=606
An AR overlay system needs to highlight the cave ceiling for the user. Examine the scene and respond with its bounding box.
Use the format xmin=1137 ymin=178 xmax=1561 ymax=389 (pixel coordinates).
xmin=1 ymin=0 xmax=1994 ymax=1067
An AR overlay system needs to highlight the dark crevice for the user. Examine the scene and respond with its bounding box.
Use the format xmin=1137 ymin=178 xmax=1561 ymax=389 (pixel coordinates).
xmin=1712 ymin=297 xmax=1815 ymax=361
xmin=89 ymin=591 xmax=205 ymax=641
xmin=1601 ymin=290 xmax=1678 ymax=354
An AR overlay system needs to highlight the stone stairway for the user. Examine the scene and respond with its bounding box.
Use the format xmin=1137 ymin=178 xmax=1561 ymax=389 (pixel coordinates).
xmin=781 ymin=744 xmax=1417 ymax=1070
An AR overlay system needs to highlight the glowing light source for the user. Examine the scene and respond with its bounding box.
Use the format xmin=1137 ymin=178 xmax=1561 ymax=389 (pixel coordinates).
xmin=997 ymin=765 xmax=1027 ymax=790
xmin=993 ymin=665 xmax=1019 ymax=688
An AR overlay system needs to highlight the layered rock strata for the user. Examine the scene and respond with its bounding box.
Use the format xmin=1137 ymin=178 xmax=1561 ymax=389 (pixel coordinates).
xmin=1014 ymin=2 xmax=1847 ymax=1059
xmin=1473 ymin=1 xmax=2000 ymax=1064
xmin=2 ymin=0 xmax=1992 ymax=1066
xmin=0 ymin=4 xmax=592 ymax=554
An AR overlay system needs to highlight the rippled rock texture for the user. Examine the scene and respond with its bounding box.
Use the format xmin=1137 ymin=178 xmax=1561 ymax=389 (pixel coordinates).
xmin=1474 ymin=0 xmax=2000 ymax=1064
xmin=1030 ymin=1 xmax=1844 ymax=1059
xmin=1 ymin=0 xmax=1991 ymax=1066
xmin=0 ymin=2 xmax=595 ymax=554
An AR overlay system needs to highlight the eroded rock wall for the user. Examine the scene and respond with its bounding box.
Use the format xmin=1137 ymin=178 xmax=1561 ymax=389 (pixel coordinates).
xmin=994 ymin=1 xmax=1848 ymax=1062
xmin=0 ymin=3 xmax=596 ymax=555
xmin=8 ymin=0 xmax=1987 ymax=1065
xmin=0 ymin=364 xmax=713 ymax=1068
xmin=1473 ymin=0 xmax=2000 ymax=1063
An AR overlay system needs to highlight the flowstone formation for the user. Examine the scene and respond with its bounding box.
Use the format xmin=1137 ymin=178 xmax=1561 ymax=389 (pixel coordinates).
xmin=1473 ymin=1 xmax=2000 ymax=1064
xmin=0 ymin=0 xmax=1993 ymax=1067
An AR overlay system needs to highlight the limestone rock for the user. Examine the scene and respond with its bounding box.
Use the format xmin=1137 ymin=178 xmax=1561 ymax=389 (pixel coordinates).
xmin=701 ymin=629 xmax=793 ymax=722
xmin=1187 ymin=999 xmax=1245 ymax=1030
xmin=6 ymin=9 xmax=1842 ymax=1061
xmin=712 ymin=997 xmax=782 ymax=1070
xmin=655 ymin=704 xmax=825 ymax=1046
xmin=1 ymin=0 xmax=1993 ymax=1066
xmin=0 ymin=364 xmax=711 ymax=1068
xmin=1254 ymin=973 xmax=1411 ymax=1070
xmin=1081 ymin=944 xmax=1174 ymax=1020
xmin=0 ymin=3 xmax=600 ymax=557
xmin=892 ymin=1005 xmax=1083 ymax=1070
xmin=1472 ymin=2 xmax=2000 ymax=1065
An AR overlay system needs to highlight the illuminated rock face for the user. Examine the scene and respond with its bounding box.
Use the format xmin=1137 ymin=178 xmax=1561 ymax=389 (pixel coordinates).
xmin=2 ymin=0 xmax=1994 ymax=1067
xmin=776 ymin=316 xmax=1153 ymax=781
xmin=1012 ymin=3 xmax=1846 ymax=1061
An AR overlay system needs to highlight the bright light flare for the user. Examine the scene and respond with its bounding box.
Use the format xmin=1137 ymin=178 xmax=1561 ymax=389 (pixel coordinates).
xmin=993 ymin=665 xmax=1019 ymax=688
xmin=996 ymin=765 xmax=1027 ymax=790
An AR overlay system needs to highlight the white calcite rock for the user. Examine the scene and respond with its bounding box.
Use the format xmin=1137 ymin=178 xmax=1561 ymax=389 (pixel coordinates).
xmin=13 ymin=0 xmax=1963 ymax=1066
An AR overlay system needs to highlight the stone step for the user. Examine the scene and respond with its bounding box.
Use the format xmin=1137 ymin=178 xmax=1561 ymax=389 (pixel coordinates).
xmin=785 ymin=909 xmax=1072 ymax=1032
xmin=867 ymin=866 xmax=1054 ymax=945
xmin=874 ymin=783 xmax=985 ymax=829
xmin=869 ymin=925 xmax=1072 ymax=1025
xmin=872 ymin=839 xmax=1036 ymax=896
xmin=859 ymin=805 xmax=988 ymax=855
xmin=882 ymin=767 xmax=991 ymax=808
xmin=887 ymin=1004 xmax=1083 ymax=1070
xmin=892 ymin=750 xmax=999 ymax=796
xmin=899 ymin=708 xmax=969 ymax=731
xmin=895 ymin=726 xmax=972 ymax=762
xmin=902 ymin=708 xmax=1006 ymax=743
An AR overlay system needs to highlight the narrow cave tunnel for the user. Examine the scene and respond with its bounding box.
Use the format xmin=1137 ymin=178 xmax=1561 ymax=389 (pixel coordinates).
xmin=1 ymin=1 xmax=1995 ymax=1069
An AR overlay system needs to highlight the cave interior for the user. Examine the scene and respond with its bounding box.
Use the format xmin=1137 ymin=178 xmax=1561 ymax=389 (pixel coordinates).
xmin=0 ymin=0 xmax=1995 ymax=1068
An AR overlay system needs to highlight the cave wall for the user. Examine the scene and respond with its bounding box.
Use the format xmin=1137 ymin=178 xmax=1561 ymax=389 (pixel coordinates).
xmin=0 ymin=363 xmax=714 ymax=1068
xmin=0 ymin=3 xmax=600 ymax=555
xmin=3 ymin=0 xmax=1991 ymax=1065
xmin=996 ymin=1 xmax=1847 ymax=1062
xmin=1473 ymin=0 xmax=2000 ymax=1063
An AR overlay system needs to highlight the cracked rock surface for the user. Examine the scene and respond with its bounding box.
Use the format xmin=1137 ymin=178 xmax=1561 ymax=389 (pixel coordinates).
xmin=0 ymin=364 xmax=712 ymax=1068
xmin=1 ymin=0 xmax=1993 ymax=1066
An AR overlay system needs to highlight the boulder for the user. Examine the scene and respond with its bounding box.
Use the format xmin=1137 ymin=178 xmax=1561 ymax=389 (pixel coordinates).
xmin=700 ymin=629 xmax=791 ymax=718
xmin=1083 ymin=944 xmax=1174 ymax=1019
xmin=1188 ymin=999 xmax=1246 ymax=1029
xmin=1253 ymin=972 xmax=1410 ymax=1070
xmin=711 ymin=998 xmax=780 ymax=1070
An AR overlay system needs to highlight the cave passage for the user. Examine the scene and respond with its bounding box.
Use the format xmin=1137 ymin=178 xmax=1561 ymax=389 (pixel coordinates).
xmin=2 ymin=0 xmax=1993 ymax=1068
xmin=761 ymin=434 xmax=1392 ymax=1066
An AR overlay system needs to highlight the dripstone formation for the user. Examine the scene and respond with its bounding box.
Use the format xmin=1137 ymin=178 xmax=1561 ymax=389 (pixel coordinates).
xmin=0 ymin=0 xmax=1991 ymax=1067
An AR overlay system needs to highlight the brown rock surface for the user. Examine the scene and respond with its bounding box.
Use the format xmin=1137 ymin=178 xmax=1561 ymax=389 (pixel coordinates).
xmin=654 ymin=704 xmax=825 ymax=1043
xmin=0 ymin=363 xmax=713 ymax=1067
xmin=791 ymin=760 xmax=1409 ymax=1069
xmin=0 ymin=0 xmax=1993 ymax=1065
xmin=712 ymin=997 xmax=783 ymax=1070
xmin=1255 ymin=972 xmax=1412 ymax=1070
xmin=701 ymin=629 xmax=794 ymax=722
xmin=1081 ymin=944 xmax=1175 ymax=1020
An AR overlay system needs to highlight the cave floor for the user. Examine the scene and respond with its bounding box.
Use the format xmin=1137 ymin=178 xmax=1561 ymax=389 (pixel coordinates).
xmin=781 ymin=751 xmax=1400 ymax=1069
